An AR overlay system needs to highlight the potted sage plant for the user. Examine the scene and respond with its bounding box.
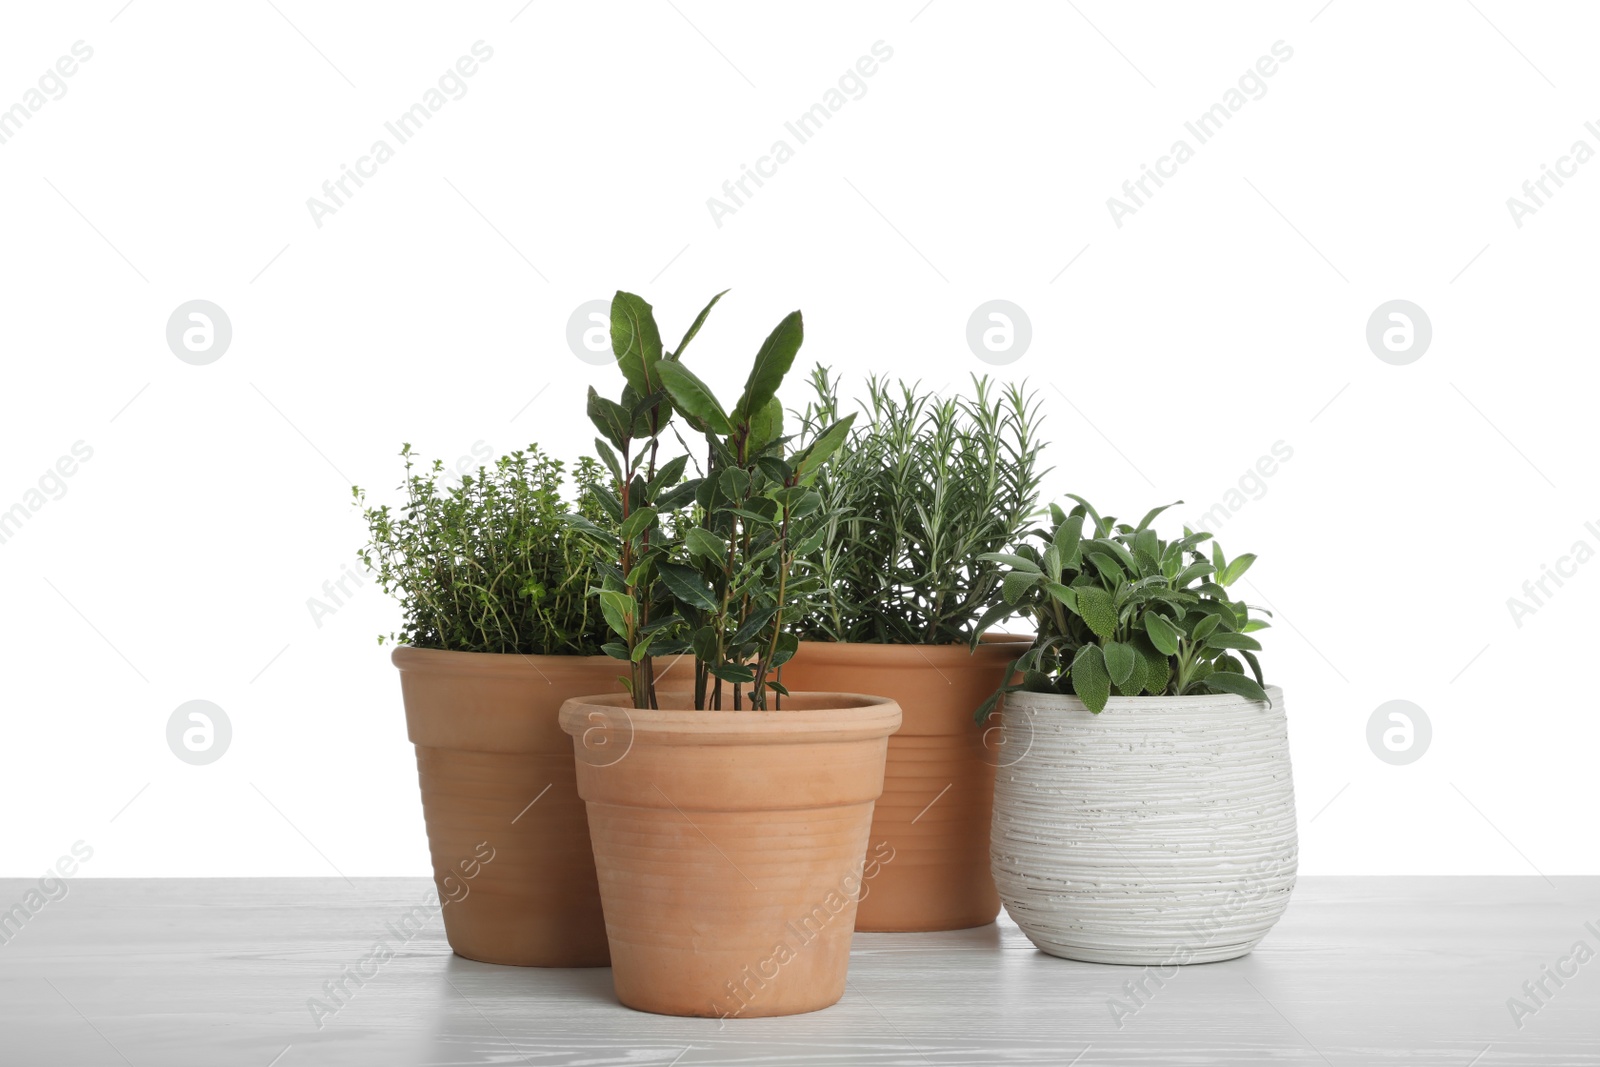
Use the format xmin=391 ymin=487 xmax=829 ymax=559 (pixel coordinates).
xmin=980 ymin=497 xmax=1297 ymax=965
xmin=359 ymin=445 xmax=671 ymax=968
xmin=560 ymin=290 xmax=900 ymax=1019
xmin=780 ymin=368 xmax=1046 ymax=933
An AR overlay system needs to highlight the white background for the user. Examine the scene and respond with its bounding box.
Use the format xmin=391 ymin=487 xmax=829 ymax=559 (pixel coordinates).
xmin=1 ymin=1 xmax=1594 ymax=878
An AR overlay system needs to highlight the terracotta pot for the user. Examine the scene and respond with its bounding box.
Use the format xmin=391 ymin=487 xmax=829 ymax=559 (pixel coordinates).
xmin=559 ymin=691 xmax=901 ymax=1018
xmin=393 ymin=647 xmax=680 ymax=967
xmin=991 ymin=686 xmax=1298 ymax=965
xmin=778 ymin=635 xmax=1029 ymax=932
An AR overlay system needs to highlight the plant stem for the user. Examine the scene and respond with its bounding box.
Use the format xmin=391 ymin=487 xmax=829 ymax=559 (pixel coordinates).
xmin=641 ymin=434 xmax=660 ymax=710
xmin=755 ymin=490 xmax=794 ymax=711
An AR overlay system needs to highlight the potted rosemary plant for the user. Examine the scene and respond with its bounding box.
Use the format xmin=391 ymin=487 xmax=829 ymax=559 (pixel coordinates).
xmin=779 ymin=369 xmax=1046 ymax=932
xmin=359 ymin=445 xmax=664 ymax=968
xmin=981 ymin=497 xmax=1297 ymax=965
xmin=559 ymin=291 xmax=900 ymax=1019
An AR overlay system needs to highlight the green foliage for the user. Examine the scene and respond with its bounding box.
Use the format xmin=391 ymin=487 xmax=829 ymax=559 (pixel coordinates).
xmin=355 ymin=445 xmax=609 ymax=655
xmin=575 ymin=290 xmax=854 ymax=710
xmin=792 ymin=368 xmax=1047 ymax=645
xmin=975 ymin=497 xmax=1273 ymax=718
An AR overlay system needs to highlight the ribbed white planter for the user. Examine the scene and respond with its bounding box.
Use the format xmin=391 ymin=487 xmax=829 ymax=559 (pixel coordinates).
xmin=992 ymin=685 xmax=1296 ymax=965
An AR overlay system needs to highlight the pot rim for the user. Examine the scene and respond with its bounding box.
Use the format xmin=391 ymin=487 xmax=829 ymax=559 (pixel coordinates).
xmin=559 ymin=691 xmax=901 ymax=745
xmin=1004 ymin=683 xmax=1285 ymax=714
xmin=392 ymin=645 xmax=682 ymax=674
xmin=789 ymin=632 xmax=1032 ymax=667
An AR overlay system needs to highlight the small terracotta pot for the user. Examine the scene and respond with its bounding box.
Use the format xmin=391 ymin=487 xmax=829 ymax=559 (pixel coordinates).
xmin=393 ymin=646 xmax=671 ymax=967
xmin=559 ymin=691 xmax=901 ymax=1018
xmin=778 ymin=635 xmax=1029 ymax=932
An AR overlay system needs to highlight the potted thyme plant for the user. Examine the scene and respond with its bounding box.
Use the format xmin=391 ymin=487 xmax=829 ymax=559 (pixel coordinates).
xmin=777 ymin=369 xmax=1046 ymax=933
xmin=559 ymin=290 xmax=900 ymax=1019
xmin=980 ymin=497 xmax=1297 ymax=965
xmin=358 ymin=445 xmax=661 ymax=968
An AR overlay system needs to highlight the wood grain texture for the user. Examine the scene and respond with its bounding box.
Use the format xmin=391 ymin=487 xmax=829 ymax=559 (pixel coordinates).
xmin=992 ymin=687 xmax=1297 ymax=964
xmin=1 ymin=877 xmax=1597 ymax=1064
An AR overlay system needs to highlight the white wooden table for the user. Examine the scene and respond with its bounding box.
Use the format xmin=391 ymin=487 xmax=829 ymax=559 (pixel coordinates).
xmin=1 ymin=877 xmax=1595 ymax=1064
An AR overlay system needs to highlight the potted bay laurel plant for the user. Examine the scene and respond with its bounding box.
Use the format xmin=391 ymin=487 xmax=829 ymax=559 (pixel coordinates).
xmin=560 ymin=290 xmax=900 ymax=1019
xmin=359 ymin=445 xmax=670 ymax=967
xmin=779 ymin=369 xmax=1045 ymax=932
xmin=980 ymin=497 xmax=1297 ymax=965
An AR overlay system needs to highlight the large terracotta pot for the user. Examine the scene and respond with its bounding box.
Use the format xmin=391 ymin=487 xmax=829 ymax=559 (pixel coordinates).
xmin=991 ymin=685 xmax=1298 ymax=965
xmin=559 ymin=691 xmax=901 ymax=1018
xmin=778 ymin=635 xmax=1029 ymax=931
xmin=393 ymin=646 xmax=652 ymax=967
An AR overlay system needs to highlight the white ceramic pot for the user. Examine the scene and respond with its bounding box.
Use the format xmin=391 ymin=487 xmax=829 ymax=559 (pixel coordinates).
xmin=991 ymin=685 xmax=1296 ymax=965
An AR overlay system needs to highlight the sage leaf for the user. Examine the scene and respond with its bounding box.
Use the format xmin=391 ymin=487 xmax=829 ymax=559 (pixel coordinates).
xmin=1074 ymin=584 xmax=1117 ymax=639
xmin=1143 ymin=611 xmax=1181 ymax=655
xmin=1001 ymin=570 xmax=1037 ymax=605
xmin=1103 ymin=640 xmax=1136 ymax=686
xmin=1070 ymin=644 xmax=1111 ymax=713
xmin=1222 ymin=552 xmax=1257 ymax=586
xmin=1201 ymin=670 xmax=1269 ymax=703
xmin=1206 ymin=631 xmax=1262 ymax=652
